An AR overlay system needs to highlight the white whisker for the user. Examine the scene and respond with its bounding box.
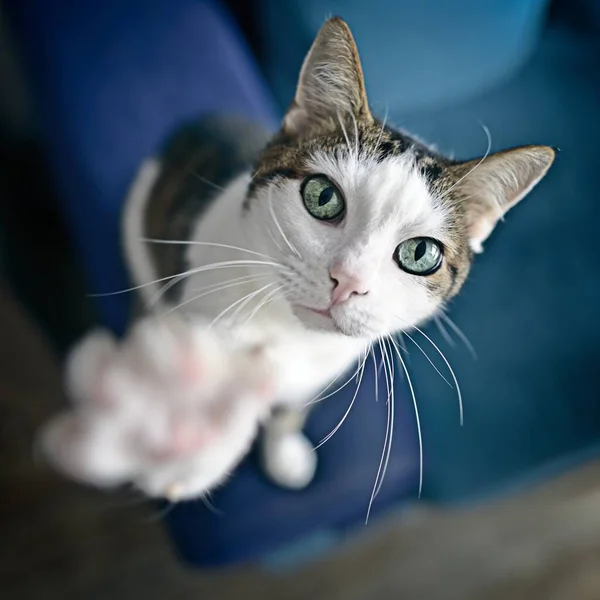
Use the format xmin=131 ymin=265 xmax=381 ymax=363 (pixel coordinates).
xmin=209 ymin=282 xmax=275 ymax=328
xmin=366 ymin=338 xmax=394 ymax=522
xmin=372 ymin=339 xmax=395 ymax=498
xmin=159 ymin=274 xmax=271 ymax=317
xmin=88 ymin=259 xmax=287 ymax=299
xmin=350 ymin=110 xmax=360 ymax=158
xmin=140 ymin=237 xmax=279 ymax=262
xmin=146 ymin=501 xmax=177 ymax=522
xmin=242 ymin=284 xmax=287 ymax=325
xmin=305 ymin=358 xmax=356 ymax=407
xmin=314 ymin=348 xmax=369 ymax=449
xmin=337 ymin=111 xmax=352 ymax=157
xmin=266 ymin=225 xmax=286 ymax=254
xmin=396 ymin=317 xmax=464 ymax=427
xmin=441 ymin=313 xmax=477 ymax=360
xmin=373 ymin=107 xmax=389 ymax=158
xmin=371 ymin=346 xmax=379 ymax=402
xmin=149 ymin=271 xmax=270 ymax=309
xmin=401 ymin=331 xmax=452 ymax=388
xmin=198 ymin=492 xmax=223 ymax=516
xmin=189 ymin=172 xmax=224 ymax=191
xmin=434 ymin=314 xmax=456 ymax=348
xmin=305 ymin=354 xmax=368 ymax=406
xmin=389 ymin=335 xmax=423 ymax=498
xmin=439 ymin=122 xmax=492 ymax=201
xmin=268 ymin=188 xmax=302 ymax=259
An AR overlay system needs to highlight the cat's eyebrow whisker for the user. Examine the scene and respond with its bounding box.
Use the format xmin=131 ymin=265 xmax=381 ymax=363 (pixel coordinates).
xmin=372 ymin=106 xmax=389 ymax=158
xmin=158 ymin=274 xmax=272 ymax=318
xmin=441 ymin=312 xmax=477 ymax=360
xmin=268 ymin=188 xmax=302 ymax=260
xmin=314 ymin=347 xmax=369 ymax=450
xmin=438 ymin=122 xmax=492 ymax=202
xmin=88 ymin=259 xmax=288 ymax=298
xmin=139 ymin=237 xmax=279 ymax=262
xmin=266 ymin=224 xmax=286 ymax=255
xmin=389 ymin=335 xmax=423 ymax=499
xmin=337 ymin=111 xmax=353 ymax=158
xmin=350 ymin=110 xmax=360 ymax=159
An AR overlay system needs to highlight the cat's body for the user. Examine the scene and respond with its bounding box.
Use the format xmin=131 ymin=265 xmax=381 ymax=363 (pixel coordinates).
xmin=40 ymin=18 xmax=555 ymax=502
xmin=123 ymin=116 xmax=367 ymax=490
xmin=125 ymin=118 xmax=363 ymax=407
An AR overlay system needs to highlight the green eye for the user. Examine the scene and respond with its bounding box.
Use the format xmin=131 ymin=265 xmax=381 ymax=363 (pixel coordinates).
xmin=301 ymin=175 xmax=345 ymax=221
xmin=395 ymin=237 xmax=443 ymax=275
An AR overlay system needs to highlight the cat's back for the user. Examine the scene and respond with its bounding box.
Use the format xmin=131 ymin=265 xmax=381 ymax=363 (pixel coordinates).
xmin=122 ymin=114 xmax=272 ymax=306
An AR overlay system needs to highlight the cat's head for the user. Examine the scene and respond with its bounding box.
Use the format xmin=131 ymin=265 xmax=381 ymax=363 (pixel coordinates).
xmin=246 ymin=17 xmax=555 ymax=340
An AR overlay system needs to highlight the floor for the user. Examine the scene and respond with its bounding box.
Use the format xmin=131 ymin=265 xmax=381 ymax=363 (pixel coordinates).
xmin=2 ymin=279 xmax=600 ymax=600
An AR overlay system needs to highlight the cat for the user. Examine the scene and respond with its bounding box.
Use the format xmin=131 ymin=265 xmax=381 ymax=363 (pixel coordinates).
xmin=39 ymin=17 xmax=555 ymax=502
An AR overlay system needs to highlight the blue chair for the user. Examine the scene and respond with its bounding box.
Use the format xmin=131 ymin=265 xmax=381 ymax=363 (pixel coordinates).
xmin=258 ymin=0 xmax=600 ymax=503
xmin=5 ymin=0 xmax=420 ymax=566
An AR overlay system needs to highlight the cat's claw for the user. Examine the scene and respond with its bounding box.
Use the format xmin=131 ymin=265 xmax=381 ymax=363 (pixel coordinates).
xmin=40 ymin=316 xmax=276 ymax=500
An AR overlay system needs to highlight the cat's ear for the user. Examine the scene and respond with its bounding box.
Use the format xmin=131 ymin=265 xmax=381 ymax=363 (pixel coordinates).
xmin=283 ymin=17 xmax=373 ymax=136
xmin=450 ymin=145 xmax=556 ymax=253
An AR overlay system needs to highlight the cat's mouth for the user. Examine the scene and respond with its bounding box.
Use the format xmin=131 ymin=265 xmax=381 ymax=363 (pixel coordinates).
xmin=294 ymin=303 xmax=382 ymax=339
xmin=304 ymin=306 xmax=332 ymax=319
xmin=292 ymin=303 xmax=337 ymax=329
xmin=293 ymin=304 xmax=362 ymax=337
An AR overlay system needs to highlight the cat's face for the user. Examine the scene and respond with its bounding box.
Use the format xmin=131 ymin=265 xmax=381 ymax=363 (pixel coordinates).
xmin=246 ymin=17 xmax=555 ymax=340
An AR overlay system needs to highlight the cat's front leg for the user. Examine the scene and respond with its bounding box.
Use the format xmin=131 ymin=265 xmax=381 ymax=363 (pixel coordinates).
xmin=39 ymin=316 xmax=276 ymax=500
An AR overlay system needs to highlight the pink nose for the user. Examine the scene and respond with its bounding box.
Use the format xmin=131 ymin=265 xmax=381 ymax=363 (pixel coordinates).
xmin=329 ymin=267 xmax=369 ymax=306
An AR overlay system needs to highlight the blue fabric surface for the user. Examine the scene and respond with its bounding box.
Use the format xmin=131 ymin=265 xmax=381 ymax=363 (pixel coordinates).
xmin=398 ymin=23 xmax=600 ymax=502
xmin=6 ymin=0 xmax=420 ymax=566
xmin=259 ymin=0 xmax=551 ymax=114
xmin=6 ymin=0 xmax=279 ymax=334
xmin=256 ymin=1 xmax=600 ymax=502
xmin=164 ymin=346 xmax=420 ymax=566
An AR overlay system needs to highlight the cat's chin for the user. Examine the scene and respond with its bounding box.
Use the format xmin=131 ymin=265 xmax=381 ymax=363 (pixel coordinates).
xmin=291 ymin=304 xmax=377 ymax=339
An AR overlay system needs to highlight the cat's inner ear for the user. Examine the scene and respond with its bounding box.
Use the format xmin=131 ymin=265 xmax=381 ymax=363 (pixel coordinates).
xmin=283 ymin=17 xmax=373 ymax=136
xmin=449 ymin=145 xmax=556 ymax=253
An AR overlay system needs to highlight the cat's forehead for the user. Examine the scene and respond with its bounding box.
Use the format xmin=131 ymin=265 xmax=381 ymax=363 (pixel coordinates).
xmin=255 ymin=121 xmax=447 ymax=176
xmin=254 ymin=120 xmax=456 ymax=236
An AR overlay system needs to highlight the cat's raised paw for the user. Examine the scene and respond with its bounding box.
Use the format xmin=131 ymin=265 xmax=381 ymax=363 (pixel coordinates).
xmin=40 ymin=317 xmax=276 ymax=500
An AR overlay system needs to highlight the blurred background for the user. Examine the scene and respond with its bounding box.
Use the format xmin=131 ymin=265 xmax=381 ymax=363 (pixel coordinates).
xmin=1 ymin=0 xmax=600 ymax=598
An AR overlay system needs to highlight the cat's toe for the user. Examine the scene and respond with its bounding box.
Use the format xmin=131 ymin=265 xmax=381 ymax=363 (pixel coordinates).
xmin=39 ymin=411 xmax=138 ymax=487
xmin=65 ymin=329 xmax=119 ymax=408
